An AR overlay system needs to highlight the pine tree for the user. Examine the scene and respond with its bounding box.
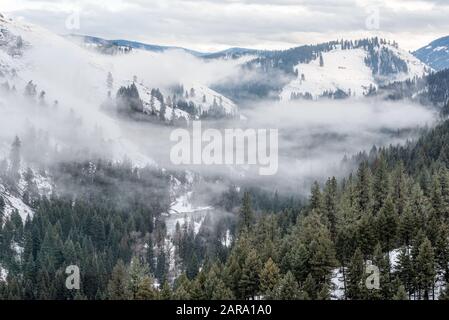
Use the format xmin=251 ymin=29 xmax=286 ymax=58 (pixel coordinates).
xmin=204 ymin=265 xmax=234 ymax=300
xmin=155 ymin=247 xmax=168 ymax=283
xmin=396 ymin=247 xmax=413 ymax=298
xmin=435 ymin=223 xmax=449 ymax=282
xmin=107 ymin=72 xmax=113 ymax=91
xmin=439 ymin=167 xmax=449 ymax=221
xmin=238 ymin=249 xmax=262 ymax=299
xmin=372 ymin=156 xmax=390 ymax=214
xmin=356 ymin=211 xmax=377 ymax=256
xmin=377 ymin=195 xmax=398 ymax=252
xmin=239 ymin=192 xmax=254 ymax=231
xmin=146 ymin=237 xmax=155 ymax=273
xmin=302 ymin=273 xmax=316 ymax=299
xmin=323 ymin=177 xmax=338 ymax=238
xmin=372 ymin=243 xmax=391 ymax=299
xmin=9 ymin=136 xmax=21 ymax=181
xmin=355 ymin=162 xmax=372 ymax=214
xmin=317 ymin=282 xmax=331 ymax=300
xmin=284 ymin=241 xmax=309 ymax=283
xmin=272 ymin=271 xmax=301 ymax=300
xmin=346 ymin=247 xmax=365 ymax=300
xmin=398 ymin=200 xmax=416 ymax=246
xmin=150 ymin=95 xmax=156 ymax=116
xmin=24 ymin=80 xmax=37 ymax=98
xmin=159 ymin=102 xmax=166 ymax=122
xmin=107 ymin=260 xmax=130 ymax=300
xmin=128 ymin=256 xmax=150 ymax=299
xmin=393 ymin=285 xmax=408 ymax=300
xmin=431 ymin=175 xmax=444 ymax=219
xmin=170 ymin=105 xmax=176 ymax=125
xmin=416 ymin=237 xmax=436 ymax=300
xmin=135 ymin=276 xmax=158 ymax=300
xmin=0 ymin=196 xmax=5 ymax=226
xmin=310 ymin=181 xmax=323 ymax=213
xmin=390 ymin=163 xmax=408 ymax=216
xmin=160 ymin=280 xmax=172 ymax=300
xmin=297 ymin=212 xmax=336 ymax=289
xmin=224 ymin=250 xmax=243 ymax=298
xmin=439 ymin=282 xmax=449 ymax=300
xmin=173 ymin=273 xmax=192 ymax=300
xmin=259 ymin=258 xmax=281 ymax=298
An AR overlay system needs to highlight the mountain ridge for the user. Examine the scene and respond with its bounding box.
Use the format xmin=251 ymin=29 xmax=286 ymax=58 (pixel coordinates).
xmin=414 ymin=35 xmax=449 ymax=71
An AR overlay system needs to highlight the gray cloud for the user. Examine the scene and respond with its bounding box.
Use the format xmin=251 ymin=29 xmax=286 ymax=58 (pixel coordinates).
xmin=3 ymin=0 xmax=449 ymax=51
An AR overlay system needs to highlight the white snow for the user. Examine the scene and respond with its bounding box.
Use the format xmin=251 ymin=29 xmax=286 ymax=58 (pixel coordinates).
xmin=330 ymin=268 xmax=346 ymax=300
xmin=0 ymin=265 xmax=7 ymax=282
xmin=385 ymin=45 xmax=431 ymax=82
xmin=170 ymin=191 xmax=212 ymax=215
xmin=0 ymin=168 xmax=56 ymax=222
xmin=0 ymin=184 xmax=33 ymax=222
xmin=433 ymin=46 xmax=448 ymax=52
xmin=221 ymin=229 xmax=233 ymax=248
xmin=131 ymin=81 xmax=192 ymax=121
xmin=281 ymin=48 xmax=376 ymax=100
xmin=135 ymin=81 xmax=238 ymax=121
xmin=0 ymin=14 xmax=238 ymax=171
xmin=181 ymin=83 xmax=238 ymax=115
xmin=389 ymin=248 xmax=401 ymax=272
xmin=164 ymin=172 xmax=212 ymax=236
xmin=0 ymin=15 xmax=156 ymax=166
xmin=280 ymin=44 xmax=430 ymax=100
xmin=165 ymin=191 xmax=212 ymax=236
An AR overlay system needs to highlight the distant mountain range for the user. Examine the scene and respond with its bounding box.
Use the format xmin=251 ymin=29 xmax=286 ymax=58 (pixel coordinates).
xmin=414 ymin=36 xmax=449 ymax=71
xmin=66 ymin=34 xmax=261 ymax=59
xmin=65 ymin=34 xmax=205 ymax=56
xmin=69 ymin=33 xmax=449 ymax=73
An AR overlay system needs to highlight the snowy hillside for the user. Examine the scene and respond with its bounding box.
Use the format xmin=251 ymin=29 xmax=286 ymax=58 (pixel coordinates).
xmin=280 ymin=44 xmax=430 ymax=100
xmin=0 ymin=13 xmax=241 ymax=223
xmin=0 ymin=14 xmax=154 ymax=165
xmin=0 ymin=14 xmax=240 ymax=166
xmin=128 ymin=81 xmax=238 ymax=121
xmin=177 ymin=83 xmax=238 ymax=115
xmin=414 ymin=36 xmax=449 ymax=71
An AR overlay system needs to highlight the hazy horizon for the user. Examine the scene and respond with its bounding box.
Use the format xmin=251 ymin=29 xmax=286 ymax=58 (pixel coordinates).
xmin=3 ymin=0 xmax=449 ymax=52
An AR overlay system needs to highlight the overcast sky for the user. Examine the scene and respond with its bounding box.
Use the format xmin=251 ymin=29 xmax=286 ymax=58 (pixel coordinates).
xmin=2 ymin=0 xmax=449 ymax=52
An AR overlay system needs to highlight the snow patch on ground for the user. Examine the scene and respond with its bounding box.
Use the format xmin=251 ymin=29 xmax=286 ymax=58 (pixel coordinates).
xmin=331 ymin=268 xmax=346 ymax=300
xmin=221 ymin=229 xmax=233 ymax=248
xmin=164 ymin=172 xmax=212 ymax=236
xmin=0 ymin=265 xmax=7 ymax=282
xmin=389 ymin=248 xmax=401 ymax=272
xmin=434 ymin=46 xmax=448 ymax=52
xmin=0 ymin=184 xmax=33 ymax=222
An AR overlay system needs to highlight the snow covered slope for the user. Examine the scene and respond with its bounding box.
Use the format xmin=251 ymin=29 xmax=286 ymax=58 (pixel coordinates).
xmin=178 ymin=83 xmax=238 ymax=115
xmin=414 ymin=36 xmax=449 ymax=71
xmin=0 ymin=14 xmax=240 ymax=217
xmin=130 ymin=81 xmax=237 ymax=121
xmin=0 ymin=14 xmax=238 ymax=155
xmin=0 ymin=14 xmax=154 ymax=164
xmin=281 ymin=44 xmax=430 ymax=100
